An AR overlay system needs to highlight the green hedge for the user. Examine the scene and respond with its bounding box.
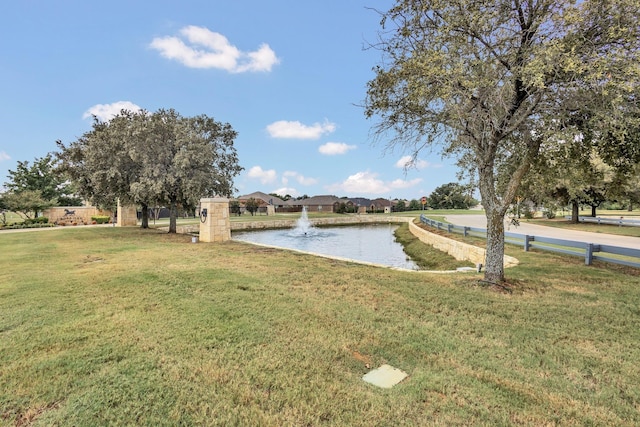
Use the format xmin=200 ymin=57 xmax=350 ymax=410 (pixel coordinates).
xmin=0 ymin=222 xmax=55 ymax=230
xmin=24 ymin=217 xmax=49 ymax=225
xmin=91 ymin=216 xmax=111 ymax=224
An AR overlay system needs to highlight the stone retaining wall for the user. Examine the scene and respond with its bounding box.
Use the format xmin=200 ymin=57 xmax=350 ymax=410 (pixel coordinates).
xmin=230 ymin=215 xmax=412 ymax=230
xmin=408 ymin=221 xmax=519 ymax=268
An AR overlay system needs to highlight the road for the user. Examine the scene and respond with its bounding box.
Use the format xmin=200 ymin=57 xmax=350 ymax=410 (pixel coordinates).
xmin=444 ymin=214 xmax=640 ymax=250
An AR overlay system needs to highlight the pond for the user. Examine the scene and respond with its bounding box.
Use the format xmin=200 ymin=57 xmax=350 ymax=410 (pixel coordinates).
xmin=232 ymin=223 xmax=419 ymax=270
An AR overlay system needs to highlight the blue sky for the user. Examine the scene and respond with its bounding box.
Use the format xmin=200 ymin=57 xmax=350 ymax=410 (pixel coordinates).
xmin=0 ymin=1 xmax=460 ymax=200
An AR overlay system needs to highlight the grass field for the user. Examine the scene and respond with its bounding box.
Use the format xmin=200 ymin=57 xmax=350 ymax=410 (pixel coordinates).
xmin=1 ymin=225 xmax=640 ymax=426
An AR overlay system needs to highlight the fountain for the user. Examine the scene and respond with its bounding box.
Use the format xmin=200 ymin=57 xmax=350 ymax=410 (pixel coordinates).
xmin=291 ymin=206 xmax=316 ymax=236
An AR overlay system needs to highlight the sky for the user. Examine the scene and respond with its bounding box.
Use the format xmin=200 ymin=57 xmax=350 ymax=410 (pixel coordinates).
xmin=0 ymin=1 xmax=462 ymax=201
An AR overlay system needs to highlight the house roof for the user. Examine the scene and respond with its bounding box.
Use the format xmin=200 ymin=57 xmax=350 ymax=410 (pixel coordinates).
xmin=348 ymin=197 xmax=374 ymax=207
xmin=237 ymin=191 xmax=285 ymax=205
xmin=286 ymin=195 xmax=341 ymax=206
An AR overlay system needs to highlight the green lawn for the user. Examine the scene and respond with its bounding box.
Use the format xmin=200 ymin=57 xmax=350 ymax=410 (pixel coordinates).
xmin=1 ymin=227 xmax=639 ymax=426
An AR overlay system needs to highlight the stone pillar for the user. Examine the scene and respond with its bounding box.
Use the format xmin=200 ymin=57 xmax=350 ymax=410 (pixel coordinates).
xmin=117 ymin=200 xmax=138 ymax=227
xmin=266 ymin=205 xmax=275 ymax=216
xmin=199 ymin=198 xmax=230 ymax=242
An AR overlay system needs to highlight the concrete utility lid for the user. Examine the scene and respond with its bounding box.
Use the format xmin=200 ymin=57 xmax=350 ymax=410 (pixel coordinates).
xmin=362 ymin=364 xmax=408 ymax=388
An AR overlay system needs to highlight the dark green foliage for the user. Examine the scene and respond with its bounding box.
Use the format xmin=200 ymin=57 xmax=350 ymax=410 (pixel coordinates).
xmin=91 ymin=216 xmax=111 ymax=224
xmin=428 ymin=183 xmax=478 ymax=209
xmin=335 ymin=202 xmax=357 ymax=214
xmin=24 ymin=217 xmax=49 ymax=225
xmin=229 ymin=200 xmax=242 ymax=216
xmin=2 ymin=153 xmax=81 ymax=218
xmin=56 ymin=109 xmax=243 ymax=233
xmin=408 ymin=199 xmax=422 ymax=211
xmin=245 ymin=198 xmax=259 ymax=216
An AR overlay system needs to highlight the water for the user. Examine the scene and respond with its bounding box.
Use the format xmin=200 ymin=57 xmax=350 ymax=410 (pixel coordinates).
xmin=232 ymin=221 xmax=419 ymax=270
xmin=290 ymin=206 xmax=315 ymax=237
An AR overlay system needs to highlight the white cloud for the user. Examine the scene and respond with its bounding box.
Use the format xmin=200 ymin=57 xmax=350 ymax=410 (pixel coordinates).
xmin=318 ymin=142 xmax=356 ymax=155
xmin=150 ymin=26 xmax=279 ymax=73
xmin=247 ymin=166 xmax=277 ymax=184
xmin=395 ymin=155 xmax=432 ymax=170
xmin=272 ymin=187 xmax=300 ymax=198
xmin=327 ymin=171 xmax=422 ymax=195
xmin=388 ymin=177 xmax=423 ymax=189
xmin=0 ymin=151 xmax=10 ymax=162
xmin=283 ymin=171 xmax=317 ymax=186
xmin=266 ymin=120 xmax=336 ymax=139
xmin=83 ymin=101 xmax=143 ymax=122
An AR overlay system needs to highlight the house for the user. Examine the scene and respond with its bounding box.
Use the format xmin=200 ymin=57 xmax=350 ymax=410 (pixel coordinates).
xmin=237 ymin=191 xmax=286 ymax=207
xmin=286 ymin=195 xmax=341 ymax=213
xmin=235 ymin=191 xmax=286 ymax=215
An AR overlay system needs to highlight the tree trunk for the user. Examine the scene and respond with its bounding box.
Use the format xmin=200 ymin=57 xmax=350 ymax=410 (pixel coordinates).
xmin=484 ymin=208 xmax=507 ymax=283
xmin=140 ymin=204 xmax=149 ymax=229
xmin=591 ymin=205 xmax=597 ymax=218
xmin=168 ymin=198 xmax=178 ymax=233
xmin=571 ymin=201 xmax=579 ymax=223
xmin=628 ymin=200 xmax=633 ymax=211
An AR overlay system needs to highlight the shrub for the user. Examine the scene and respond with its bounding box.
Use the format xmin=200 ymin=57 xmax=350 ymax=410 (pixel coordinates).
xmin=91 ymin=216 xmax=111 ymax=224
xmin=521 ymin=205 xmax=534 ymax=219
xmin=543 ymin=202 xmax=558 ymax=219
xmin=24 ymin=217 xmax=49 ymax=225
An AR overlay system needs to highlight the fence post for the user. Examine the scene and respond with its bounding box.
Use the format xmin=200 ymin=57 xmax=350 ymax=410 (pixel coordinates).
xmin=585 ymin=243 xmax=594 ymax=265
xmin=524 ymin=235 xmax=530 ymax=252
xmin=463 ymin=226 xmax=469 ymax=237
xmin=447 ymin=224 xmax=452 ymax=233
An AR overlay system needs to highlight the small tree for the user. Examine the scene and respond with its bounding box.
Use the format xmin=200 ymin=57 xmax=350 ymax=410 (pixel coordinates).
xmin=1 ymin=190 xmax=54 ymax=219
xmin=229 ymin=200 xmax=242 ymax=216
xmin=408 ymin=199 xmax=421 ymax=211
xmin=428 ymin=183 xmax=477 ymax=210
xmin=4 ymin=153 xmax=81 ymax=216
xmin=245 ymin=198 xmax=260 ymax=216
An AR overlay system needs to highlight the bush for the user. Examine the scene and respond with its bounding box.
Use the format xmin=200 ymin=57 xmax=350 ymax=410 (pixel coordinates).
xmin=91 ymin=216 xmax=111 ymax=224
xmin=543 ymin=202 xmax=558 ymax=219
xmin=521 ymin=205 xmax=534 ymax=219
xmin=24 ymin=217 xmax=49 ymax=225
xmin=1 ymin=222 xmax=55 ymax=230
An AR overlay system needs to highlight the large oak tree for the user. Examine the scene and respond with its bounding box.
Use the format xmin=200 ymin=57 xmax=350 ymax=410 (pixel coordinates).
xmin=57 ymin=109 xmax=242 ymax=233
xmin=364 ymin=0 xmax=640 ymax=283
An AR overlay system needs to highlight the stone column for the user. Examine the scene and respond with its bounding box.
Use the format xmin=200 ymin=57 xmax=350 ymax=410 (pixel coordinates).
xmin=116 ymin=200 xmax=138 ymax=227
xmin=266 ymin=205 xmax=275 ymax=216
xmin=199 ymin=198 xmax=230 ymax=242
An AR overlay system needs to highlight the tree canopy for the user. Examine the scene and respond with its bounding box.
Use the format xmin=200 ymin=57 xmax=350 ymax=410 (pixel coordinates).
xmin=2 ymin=153 xmax=81 ymax=218
xmin=428 ymin=183 xmax=478 ymax=210
xmin=57 ymin=109 xmax=242 ymax=233
xmin=365 ymin=0 xmax=640 ymax=282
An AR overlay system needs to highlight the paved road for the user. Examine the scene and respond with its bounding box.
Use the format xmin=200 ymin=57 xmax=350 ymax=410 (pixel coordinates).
xmin=445 ymin=214 xmax=640 ymax=250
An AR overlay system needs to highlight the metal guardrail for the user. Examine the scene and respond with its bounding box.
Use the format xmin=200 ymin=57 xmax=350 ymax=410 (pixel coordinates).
xmin=420 ymin=214 xmax=640 ymax=268
xmin=565 ymin=216 xmax=640 ymax=227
